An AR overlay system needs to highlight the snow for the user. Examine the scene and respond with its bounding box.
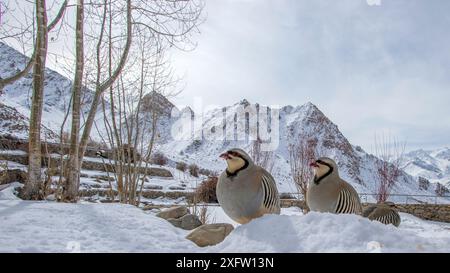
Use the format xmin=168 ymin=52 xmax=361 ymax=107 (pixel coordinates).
xmin=0 ymin=199 xmax=449 ymax=253
xmin=0 ymin=183 xmax=22 ymax=200
xmin=210 ymin=212 xmax=450 ymax=253
xmin=205 ymin=205 xmax=304 ymax=227
xmin=0 ymin=201 xmax=197 ymax=253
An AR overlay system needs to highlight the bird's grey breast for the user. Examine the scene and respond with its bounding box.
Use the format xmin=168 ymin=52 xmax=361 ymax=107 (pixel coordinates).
xmin=307 ymin=180 xmax=339 ymax=213
xmin=217 ymin=169 xmax=263 ymax=219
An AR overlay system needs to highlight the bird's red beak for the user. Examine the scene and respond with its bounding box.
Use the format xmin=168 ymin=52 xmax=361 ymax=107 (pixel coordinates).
xmin=220 ymin=152 xmax=231 ymax=160
xmin=310 ymin=161 xmax=319 ymax=168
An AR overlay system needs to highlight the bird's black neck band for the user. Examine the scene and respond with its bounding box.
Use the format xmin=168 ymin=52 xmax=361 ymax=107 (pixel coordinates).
xmin=226 ymin=157 xmax=249 ymax=178
xmin=314 ymin=163 xmax=334 ymax=185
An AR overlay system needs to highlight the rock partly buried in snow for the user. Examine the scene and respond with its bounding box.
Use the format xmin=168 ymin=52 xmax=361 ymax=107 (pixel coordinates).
xmin=168 ymin=214 xmax=202 ymax=230
xmin=186 ymin=223 xmax=234 ymax=247
xmin=156 ymin=206 xmax=189 ymax=220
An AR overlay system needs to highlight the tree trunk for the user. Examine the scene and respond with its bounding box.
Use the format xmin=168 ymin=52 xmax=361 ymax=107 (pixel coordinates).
xmin=21 ymin=0 xmax=48 ymax=200
xmin=63 ymin=0 xmax=84 ymax=202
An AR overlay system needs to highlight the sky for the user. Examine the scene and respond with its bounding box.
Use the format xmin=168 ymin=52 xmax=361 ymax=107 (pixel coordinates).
xmin=169 ymin=0 xmax=450 ymax=152
xmin=2 ymin=0 xmax=450 ymax=153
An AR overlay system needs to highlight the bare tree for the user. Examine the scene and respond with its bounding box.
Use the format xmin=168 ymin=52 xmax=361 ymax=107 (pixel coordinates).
xmin=373 ymin=134 xmax=406 ymax=203
xmin=288 ymin=137 xmax=318 ymax=200
xmin=98 ymin=28 xmax=180 ymax=205
xmin=58 ymin=0 xmax=203 ymax=201
xmin=1 ymin=0 xmax=67 ymax=200
xmin=249 ymin=137 xmax=275 ymax=173
xmin=78 ymin=0 xmax=204 ymax=164
xmin=77 ymin=0 xmax=133 ymax=164
xmin=62 ymin=0 xmax=84 ymax=202
xmin=19 ymin=0 xmax=48 ymax=200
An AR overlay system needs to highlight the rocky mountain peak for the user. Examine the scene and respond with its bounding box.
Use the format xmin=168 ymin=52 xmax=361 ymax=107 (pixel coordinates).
xmin=140 ymin=91 xmax=176 ymax=116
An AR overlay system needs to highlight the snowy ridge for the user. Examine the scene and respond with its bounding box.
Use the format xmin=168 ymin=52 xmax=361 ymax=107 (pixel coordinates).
xmin=402 ymin=148 xmax=450 ymax=187
xmin=154 ymin=100 xmax=449 ymax=203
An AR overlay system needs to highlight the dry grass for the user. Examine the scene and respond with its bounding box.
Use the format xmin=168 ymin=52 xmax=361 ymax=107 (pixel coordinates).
xmin=189 ymin=163 xmax=199 ymax=177
xmin=195 ymin=176 xmax=218 ymax=203
xmin=151 ymin=152 xmax=168 ymax=166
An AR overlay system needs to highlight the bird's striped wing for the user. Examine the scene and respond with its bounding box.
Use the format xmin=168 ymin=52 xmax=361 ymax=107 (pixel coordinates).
xmin=373 ymin=210 xmax=401 ymax=227
xmin=260 ymin=171 xmax=280 ymax=213
xmin=334 ymin=188 xmax=361 ymax=214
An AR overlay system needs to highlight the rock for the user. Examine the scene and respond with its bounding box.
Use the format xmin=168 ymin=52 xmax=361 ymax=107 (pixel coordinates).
xmin=142 ymin=205 xmax=159 ymax=211
xmin=45 ymin=194 xmax=56 ymax=201
xmin=169 ymin=186 xmax=185 ymax=190
xmin=91 ymin=175 xmax=115 ymax=182
xmin=143 ymin=185 xmax=163 ymax=190
xmin=0 ymin=169 xmax=27 ymax=185
xmin=186 ymin=223 xmax=234 ymax=247
xmin=167 ymin=214 xmax=202 ymax=230
xmin=156 ymin=206 xmax=189 ymax=220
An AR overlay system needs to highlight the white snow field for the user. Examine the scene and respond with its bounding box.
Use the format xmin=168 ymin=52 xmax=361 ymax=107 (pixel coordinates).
xmin=0 ymin=200 xmax=449 ymax=253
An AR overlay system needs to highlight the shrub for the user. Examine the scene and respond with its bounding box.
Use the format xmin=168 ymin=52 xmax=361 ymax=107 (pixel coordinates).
xmin=418 ymin=177 xmax=430 ymax=191
xmin=151 ymin=152 xmax=168 ymax=166
xmin=176 ymin=162 xmax=187 ymax=172
xmin=199 ymin=168 xmax=216 ymax=177
xmin=195 ymin=176 xmax=218 ymax=203
xmin=189 ymin=163 xmax=199 ymax=177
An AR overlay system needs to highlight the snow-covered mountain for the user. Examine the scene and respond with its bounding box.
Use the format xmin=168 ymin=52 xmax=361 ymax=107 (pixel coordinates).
xmin=1 ymin=41 xmax=448 ymax=203
xmin=153 ymin=99 xmax=449 ymax=203
xmin=402 ymin=148 xmax=450 ymax=188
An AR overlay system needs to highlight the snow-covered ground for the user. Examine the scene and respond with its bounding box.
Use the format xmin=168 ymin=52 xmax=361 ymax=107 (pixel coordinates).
xmin=0 ymin=196 xmax=449 ymax=253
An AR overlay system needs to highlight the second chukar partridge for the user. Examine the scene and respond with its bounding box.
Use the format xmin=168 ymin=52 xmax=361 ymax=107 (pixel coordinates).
xmin=363 ymin=202 xmax=401 ymax=227
xmin=306 ymin=157 xmax=362 ymax=214
xmin=216 ymin=148 xmax=280 ymax=224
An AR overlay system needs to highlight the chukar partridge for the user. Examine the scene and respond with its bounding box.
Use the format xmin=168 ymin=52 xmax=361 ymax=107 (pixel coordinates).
xmin=363 ymin=202 xmax=401 ymax=227
xmin=216 ymin=148 xmax=280 ymax=224
xmin=306 ymin=157 xmax=362 ymax=214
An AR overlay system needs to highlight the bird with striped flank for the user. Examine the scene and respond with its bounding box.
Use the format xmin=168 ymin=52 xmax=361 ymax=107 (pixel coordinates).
xmin=306 ymin=157 xmax=362 ymax=215
xmin=216 ymin=148 xmax=280 ymax=224
xmin=363 ymin=202 xmax=401 ymax=227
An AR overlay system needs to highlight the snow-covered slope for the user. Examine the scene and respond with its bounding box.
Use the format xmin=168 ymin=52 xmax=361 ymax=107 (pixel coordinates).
xmin=0 ymin=102 xmax=57 ymax=140
xmin=0 ymin=42 xmax=106 ymax=139
xmin=154 ymin=100 xmax=447 ymax=203
xmin=402 ymin=148 xmax=450 ymax=187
